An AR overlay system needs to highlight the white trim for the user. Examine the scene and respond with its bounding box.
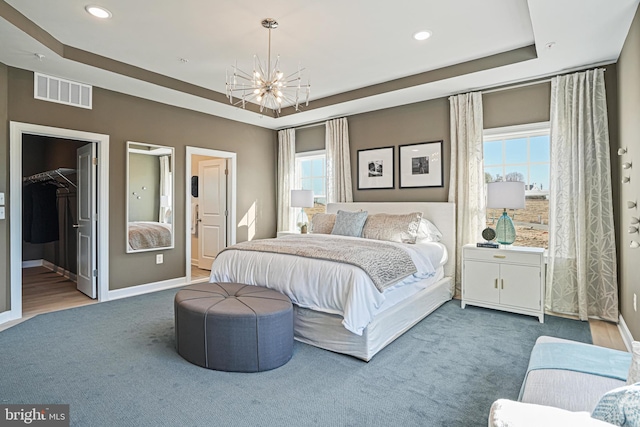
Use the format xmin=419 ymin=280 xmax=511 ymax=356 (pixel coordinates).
xmin=185 ymin=146 xmax=237 ymax=284
xmin=22 ymin=260 xmax=44 ymax=268
xmin=6 ymin=122 xmax=110 ymax=325
xmin=108 ymin=277 xmax=186 ymax=301
xmin=295 ymin=149 xmax=326 ymax=158
xmin=618 ymin=314 xmax=635 ymax=352
xmin=483 ymin=121 xmax=551 ymax=140
xmin=0 ymin=310 xmax=13 ymax=325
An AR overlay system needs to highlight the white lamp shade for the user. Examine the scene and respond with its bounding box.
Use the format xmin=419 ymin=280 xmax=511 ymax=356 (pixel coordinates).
xmin=487 ymin=181 xmax=525 ymax=209
xmin=290 ymin=189 xmax=314 ymax=208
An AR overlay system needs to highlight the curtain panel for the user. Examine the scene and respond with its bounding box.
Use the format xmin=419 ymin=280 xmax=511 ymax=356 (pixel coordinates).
xmin=277 ymin=129 xmax=296 ymax=232
xmin=326 ymin=117 xmax=353 ymax=203
xmin=448 ymin=92 xmax=485 ymax=294
xmin=547 ymin=68 xmax=618 ymax=322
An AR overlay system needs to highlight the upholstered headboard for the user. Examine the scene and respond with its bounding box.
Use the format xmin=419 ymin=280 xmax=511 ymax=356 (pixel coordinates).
xmin=326 ymin=202 xmax=456 ymax=278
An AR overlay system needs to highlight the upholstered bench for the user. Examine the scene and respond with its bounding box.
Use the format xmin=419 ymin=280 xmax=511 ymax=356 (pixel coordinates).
xmin=175 ymin=282 xmax=293 ymax=372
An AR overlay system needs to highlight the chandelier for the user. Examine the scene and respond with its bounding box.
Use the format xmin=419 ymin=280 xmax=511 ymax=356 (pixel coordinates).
xmin=226 ymin=18 xmax=311 ymax=114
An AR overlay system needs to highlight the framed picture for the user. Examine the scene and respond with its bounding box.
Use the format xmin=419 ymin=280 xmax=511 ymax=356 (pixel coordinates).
xmin=357 ymin=146 xmax=394 ymax=190
xmin=399 ymin=141 xmax=444 ymax=188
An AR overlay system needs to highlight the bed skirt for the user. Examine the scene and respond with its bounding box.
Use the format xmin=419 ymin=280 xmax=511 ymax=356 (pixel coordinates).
xmin=293 ymin=276 xmax=453 ymax=361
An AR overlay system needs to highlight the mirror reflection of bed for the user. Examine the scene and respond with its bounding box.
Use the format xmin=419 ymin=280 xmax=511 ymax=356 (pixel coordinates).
xmin=126 ymin=141 xmax=174 ymax=253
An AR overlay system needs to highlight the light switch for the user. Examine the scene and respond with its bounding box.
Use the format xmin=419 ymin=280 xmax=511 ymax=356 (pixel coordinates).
xmin=0 ymin=192 xmax=4 ymax=205
xmin=0 ymin=207 xmax=5 ymax=219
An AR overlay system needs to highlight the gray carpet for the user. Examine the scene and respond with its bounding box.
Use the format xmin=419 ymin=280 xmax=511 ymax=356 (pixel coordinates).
xmin=0 ymin=289 xmax=591 ymax=427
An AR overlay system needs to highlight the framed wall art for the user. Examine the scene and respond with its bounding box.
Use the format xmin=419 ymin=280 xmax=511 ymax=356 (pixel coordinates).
xmin=357 ymin=146 xmax=394 ymax=190
xmin=399 ymin=141 xmax=444 ymax=188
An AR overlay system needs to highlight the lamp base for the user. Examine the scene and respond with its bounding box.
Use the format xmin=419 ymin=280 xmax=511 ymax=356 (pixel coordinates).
xmin=495 ymin=211 xmax=516 ymax=245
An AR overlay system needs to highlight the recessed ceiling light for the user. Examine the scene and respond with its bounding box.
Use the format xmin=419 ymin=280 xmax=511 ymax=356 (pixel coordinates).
xmin=413 ymin=30 xmax=432 ymax=41
xmin=85 ymin=5 xmax=112 ymax=19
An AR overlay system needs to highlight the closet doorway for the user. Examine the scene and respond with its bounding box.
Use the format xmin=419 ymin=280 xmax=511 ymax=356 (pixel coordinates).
xmin=8 ymin=122 xmax=110 ymax=322
xmin=22 ymin=135 xmax=94 ymax=315
xmin=185 ymin=147 xmax=237 ymax=283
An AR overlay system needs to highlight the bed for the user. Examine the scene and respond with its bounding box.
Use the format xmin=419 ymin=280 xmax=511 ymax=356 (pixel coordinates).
xmin=128 ymin=221 xmax=171 ymax=250
xmin=209 ymin=202 xmax=456 ymax=361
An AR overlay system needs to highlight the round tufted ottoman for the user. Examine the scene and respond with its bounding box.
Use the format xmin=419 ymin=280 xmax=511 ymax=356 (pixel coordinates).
xmin=174 ymin=282 xmax=293 ymax=372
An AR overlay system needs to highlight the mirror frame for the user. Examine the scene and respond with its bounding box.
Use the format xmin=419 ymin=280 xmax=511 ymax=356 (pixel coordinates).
xmin=126 ymin=141 xmax=175 ymax=253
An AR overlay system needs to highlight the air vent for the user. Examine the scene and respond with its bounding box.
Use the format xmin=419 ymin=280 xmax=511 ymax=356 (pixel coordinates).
xmin=34 ymin=72 xmax=92 ymax=109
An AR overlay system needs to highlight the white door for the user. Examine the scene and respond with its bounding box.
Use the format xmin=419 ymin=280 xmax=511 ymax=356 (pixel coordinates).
xmin=76 ymin=143 xmax=97 ymax=298
xmin=198 ymin=159 xmax=227 ymax=270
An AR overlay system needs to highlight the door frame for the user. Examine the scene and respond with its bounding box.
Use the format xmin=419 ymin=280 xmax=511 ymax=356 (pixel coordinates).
xmin=185 ymin=146 xmax=236 ymax=283
xmin=8 ymin=122 xmax=110 ymax=321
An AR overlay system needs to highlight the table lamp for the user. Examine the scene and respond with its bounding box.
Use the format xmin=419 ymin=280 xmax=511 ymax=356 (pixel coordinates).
xmin=290 ymin=189 xmax=314 ymax=233
xmin=486 ymin=181 xmax=525 ymax=245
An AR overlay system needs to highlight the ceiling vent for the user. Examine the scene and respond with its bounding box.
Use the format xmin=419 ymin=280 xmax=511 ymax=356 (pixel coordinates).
xmin=34 ymin=72 xmax=92 ymax=109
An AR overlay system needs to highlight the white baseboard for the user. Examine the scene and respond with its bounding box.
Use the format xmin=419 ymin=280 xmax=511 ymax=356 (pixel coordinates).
xmin=107 ymin=277 xmax=187 ymax=301
xmin=22 ymin=259 xmax=44 ymax=268
xmin=0 ymin=310 xmax=15 ymax=324
xmin=618 ymin=314 xmax=634 ymax=352
xmin=42 ymin=260 xmax=78 ymax=282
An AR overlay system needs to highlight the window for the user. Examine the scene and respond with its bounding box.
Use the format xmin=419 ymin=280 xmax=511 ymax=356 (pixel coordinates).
xmin=483 ymin=123 xmax=550 ymax=248
xmin=295 ymin=150 xmax=327 ymax=221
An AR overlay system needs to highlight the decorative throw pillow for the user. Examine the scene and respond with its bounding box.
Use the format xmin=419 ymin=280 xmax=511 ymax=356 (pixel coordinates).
xmin=311 ymin=213 xmax=336 ymax=234
xmin=416 ymin=218 xmax=443 ymax=242
xmin=489 ymin=399 xmax=617 ymax=427
xmin=331 ymin=210 xmax=368 ymax=237
xmin=592 ymin=383 xmax=640 ymax=427
xmin=627 ymin=341 xmax=640 ymax=385
xmin=362 ymin=212 xmax=422 ymax=244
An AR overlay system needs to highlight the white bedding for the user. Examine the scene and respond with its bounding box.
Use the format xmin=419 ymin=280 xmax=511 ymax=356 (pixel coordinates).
xmin=209 ymin=234 xmax=447 ymax=335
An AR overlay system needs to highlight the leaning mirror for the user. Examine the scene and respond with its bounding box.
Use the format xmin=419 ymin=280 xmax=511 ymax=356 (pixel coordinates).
xmin=126 ymin=141 xmax=175 ymax=253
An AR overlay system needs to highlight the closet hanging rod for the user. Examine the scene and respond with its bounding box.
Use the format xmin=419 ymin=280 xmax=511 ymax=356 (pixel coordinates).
xmin=23 ymin=168 xmax=77 ymax=188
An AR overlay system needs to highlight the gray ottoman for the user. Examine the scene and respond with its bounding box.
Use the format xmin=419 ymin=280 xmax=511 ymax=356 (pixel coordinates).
xmin=174 ymin=282 xmax=293 ymax=372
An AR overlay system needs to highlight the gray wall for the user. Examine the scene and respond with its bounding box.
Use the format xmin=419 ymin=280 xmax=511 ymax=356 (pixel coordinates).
xmin=5 ymin=66 xmax=276 ymax=293
xmin=0 ymin=63 xmax=8 ymax=312
xmin=617 ymin=5 xmax=640 ymax=340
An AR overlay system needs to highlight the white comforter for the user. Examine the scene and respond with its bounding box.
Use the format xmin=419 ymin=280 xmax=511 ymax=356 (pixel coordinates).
xmin=209 ymin=234 xmax=447 ymax=335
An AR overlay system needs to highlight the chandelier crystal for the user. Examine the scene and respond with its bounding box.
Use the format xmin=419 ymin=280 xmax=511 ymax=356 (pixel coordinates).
xmin=226 ymin=18 xmax=311 ymax=114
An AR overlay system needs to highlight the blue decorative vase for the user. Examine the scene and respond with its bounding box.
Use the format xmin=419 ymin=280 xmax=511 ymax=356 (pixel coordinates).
xmin=495 ymin=210 xmax=516 ymax=245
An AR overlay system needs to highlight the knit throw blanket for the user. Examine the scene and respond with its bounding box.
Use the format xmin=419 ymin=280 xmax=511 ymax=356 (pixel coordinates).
xmin=221 ymin=235 xmax=417 ymax=292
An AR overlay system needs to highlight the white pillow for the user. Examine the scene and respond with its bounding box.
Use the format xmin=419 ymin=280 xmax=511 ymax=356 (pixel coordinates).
xmin=489 ymin=399 xmax=617 ymax=427
xmin=627 ymin=341 xmax=640 ymax=386
xmin=416 ymin=218 xmax=442 ymax=242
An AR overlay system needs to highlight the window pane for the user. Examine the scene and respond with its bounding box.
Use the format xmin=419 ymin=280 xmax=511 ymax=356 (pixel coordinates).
xmin=529 ymin=164 xmax=550 ymax=192
xmin=313 ymin=178 xmax=325 ymax=196
xmin=484 ymin=166 xmax=503 ymax=183
xmin=504 ymin=165 xmax=527 ymax=183
xmin=505 ymin=138 xmax=527 ymax=164
xmin=301 ymin=160 xmax=311 ymax=178
xmin=530 ymin=135 xmax=550 ymax=163
xmin=484 ymin=141 xmax=503 ymax=166
xmin=312 ymin=158 xmax=324 ymax=177
xmin=301 ymin=178 xmax=312 ymax=191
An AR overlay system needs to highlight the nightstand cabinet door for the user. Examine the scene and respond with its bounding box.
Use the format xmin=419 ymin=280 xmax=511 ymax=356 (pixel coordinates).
xmin=499 ymin=264 xmax=541 ymax=311
xmin=463 ymin=260 xmax=500 ymax=304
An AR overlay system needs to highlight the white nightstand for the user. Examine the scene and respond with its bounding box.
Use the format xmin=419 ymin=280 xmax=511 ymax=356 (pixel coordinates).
xmin=276 ymin=231 xmax=301 ymax=238
xmin=461 ymin=243 xmax=545 ymax=323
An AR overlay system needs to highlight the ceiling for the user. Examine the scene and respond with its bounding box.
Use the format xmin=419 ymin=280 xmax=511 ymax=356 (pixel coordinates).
xmin=0 ymin=0 xmax=637 ymax=130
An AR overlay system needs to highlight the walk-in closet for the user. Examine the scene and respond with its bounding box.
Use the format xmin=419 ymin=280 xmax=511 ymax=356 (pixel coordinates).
xmin=21 ymin=134 xmax=96 ymax=316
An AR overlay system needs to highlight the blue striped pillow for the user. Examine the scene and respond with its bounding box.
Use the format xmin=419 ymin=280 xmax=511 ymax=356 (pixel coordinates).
xmin=592 ymin=383 xmax=640 ymax=426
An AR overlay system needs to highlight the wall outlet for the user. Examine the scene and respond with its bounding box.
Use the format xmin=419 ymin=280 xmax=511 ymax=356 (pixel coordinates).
xmin=156 ymin=254 xmax=163 ymax=264
xmin=0 ymin=207 xmax=4 ymax=220
xmin=634 ymin=293 xmax=637 ymax=312
xmin=0 ymin=192 xmax=4 ymax=205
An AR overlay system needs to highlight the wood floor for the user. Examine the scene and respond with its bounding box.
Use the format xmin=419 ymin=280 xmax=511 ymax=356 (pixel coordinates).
xmin=22 ymin=266 xmax=96 ymax=317
xmin=9 ymin=266 xmax=631 ymax=353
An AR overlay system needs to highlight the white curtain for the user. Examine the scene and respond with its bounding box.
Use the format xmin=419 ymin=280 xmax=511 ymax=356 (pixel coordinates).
xmin=277 ymin=128 xmax=296 ymax=232
xmin=547 ymin=68 xmax=618 ymax=322
xmin=159 ymin=155 xmax=171 ymax=224
xmin=326 ymin=117 xmax=353 ymax=203
xmin=448 ymin=92 xmax=485 ymax=294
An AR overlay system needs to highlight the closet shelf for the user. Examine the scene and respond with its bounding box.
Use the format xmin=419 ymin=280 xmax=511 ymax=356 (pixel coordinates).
xmin=23 ymin=168 xmax=77 ymax=188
